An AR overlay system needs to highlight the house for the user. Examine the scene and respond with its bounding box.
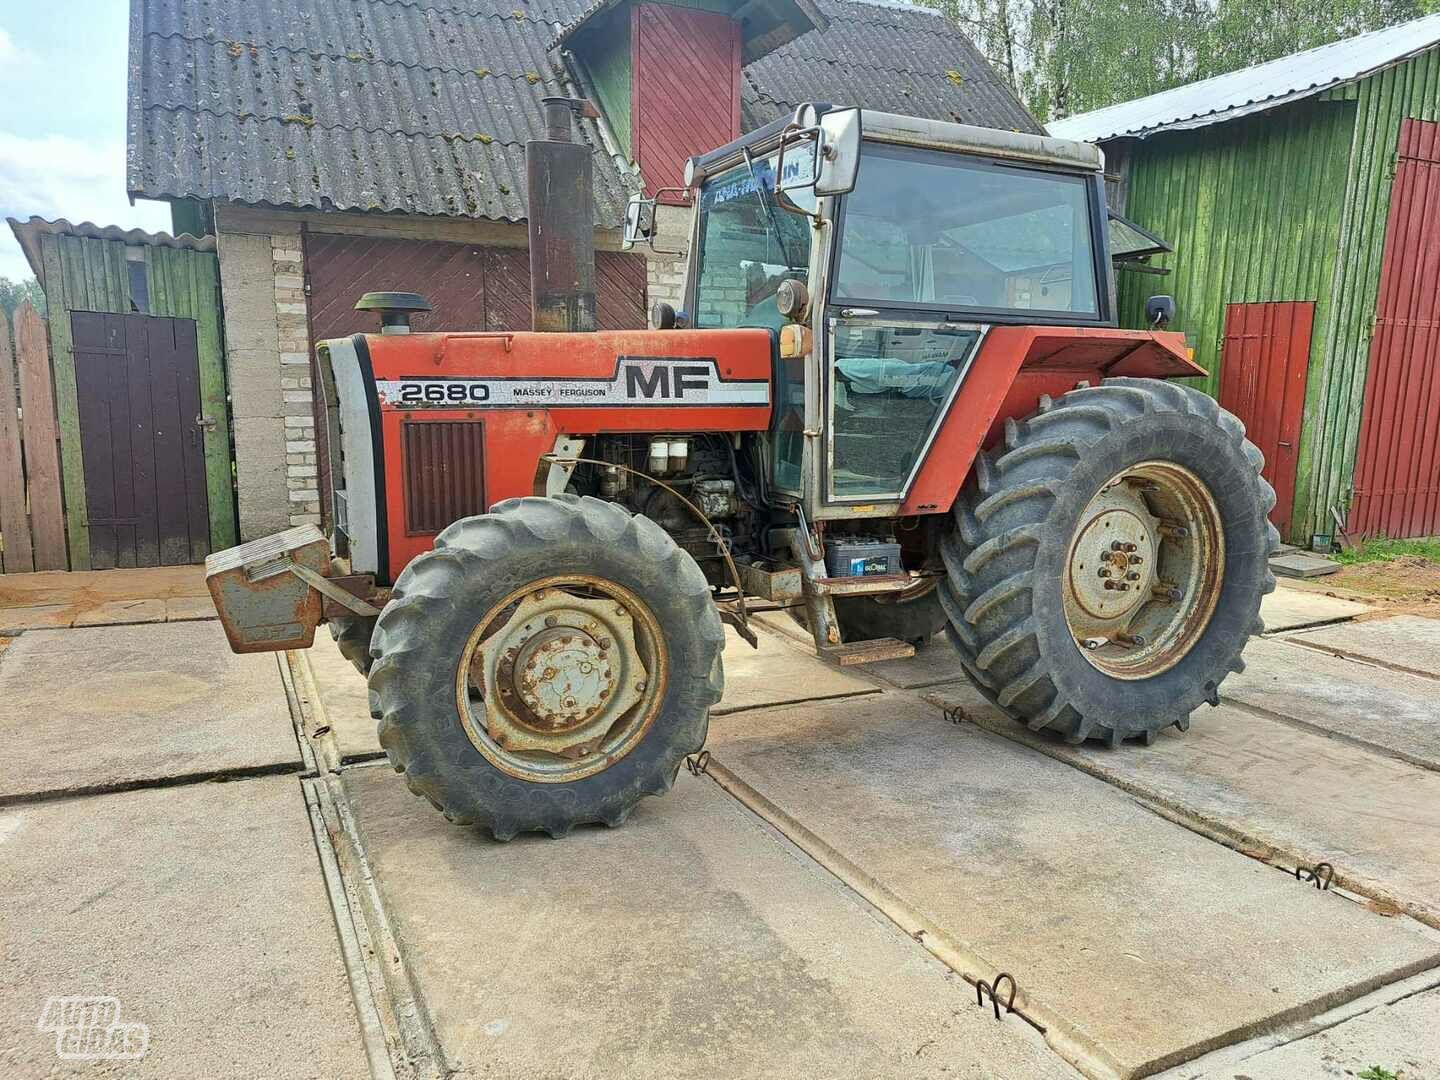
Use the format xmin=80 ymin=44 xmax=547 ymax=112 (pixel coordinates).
xmin=127 ymin=0 xmax=1040 ymax=543
xmin=1051 ymin=14 xmax=1440 ymax=544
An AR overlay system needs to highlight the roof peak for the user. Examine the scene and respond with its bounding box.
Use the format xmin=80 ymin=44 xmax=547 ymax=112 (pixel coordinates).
xmin=1050 ymin=12 xmax=1440 ymax=142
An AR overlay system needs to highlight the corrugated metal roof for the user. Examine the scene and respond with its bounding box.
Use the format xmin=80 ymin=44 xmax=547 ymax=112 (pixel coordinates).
xmin=130 ymin=0 xmax=638 ymax=227
xmin=742 ymin=0 xmax=1041 ymax=134
xmin=1049 ymin=13 xmax=1440 ymax=142
xmin=8 ymin=216 xmax=215 ymax=281
xmin=130 ymin=0 xmax=1039 ymax=223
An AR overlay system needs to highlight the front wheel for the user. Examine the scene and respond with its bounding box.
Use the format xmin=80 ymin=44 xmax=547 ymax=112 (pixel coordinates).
xmin=368 ymin=495 xmax=724 ymax=839
xmin=940 ymin=378 xmax=1277 ymax=745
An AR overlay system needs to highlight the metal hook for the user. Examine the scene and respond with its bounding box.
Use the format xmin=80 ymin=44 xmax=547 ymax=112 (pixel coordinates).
xmin=685 ymin=750 xmax=711 ymax=777
xmin=1295 ymin=862 xmax=1335 ymax=890
xmin=941 ymin=705 xmax=968 ymax=725
xmin=976 ymin=972 xmax=1017 ymax=1020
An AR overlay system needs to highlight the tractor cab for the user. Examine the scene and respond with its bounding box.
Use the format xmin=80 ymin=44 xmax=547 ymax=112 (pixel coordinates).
xmin=624 ymin=107 xmax=1115 ymax=525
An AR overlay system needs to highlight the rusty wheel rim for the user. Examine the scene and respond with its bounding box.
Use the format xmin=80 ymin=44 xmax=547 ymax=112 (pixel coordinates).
xmin=1063 ymin=461 xmax=1224 ymax=680
xmin=454 ymin=575 xmax=669 ymax=782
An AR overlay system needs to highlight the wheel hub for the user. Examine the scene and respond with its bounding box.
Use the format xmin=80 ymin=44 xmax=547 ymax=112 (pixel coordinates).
xmin=511 ymin=627 xmax=617 ymax=732
xmin=1068 ymin=506 xmax=1156 ymax=622
xmin=471 ymin=587 xmax=646 ymax=761
xmin=1063 ymin=462 xmax=1224 ymax=679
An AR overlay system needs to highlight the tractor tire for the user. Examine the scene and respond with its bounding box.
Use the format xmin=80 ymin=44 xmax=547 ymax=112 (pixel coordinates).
xmin=788 ymin=582 xmax=949 ymax=646
xmin=329 ymin=614 xmax=376 ymax=675
xmin=367 ymin=494 xmax=724 ymax=840
xmin=939 ymin=377 xmax=1278 ymax=746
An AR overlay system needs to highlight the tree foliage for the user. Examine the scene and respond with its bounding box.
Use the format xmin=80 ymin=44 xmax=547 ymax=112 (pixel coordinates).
xmin=0 ymin=277 xmax=46 ymax=323
xmin=922 ymin=0 xmax=1433 ymax=121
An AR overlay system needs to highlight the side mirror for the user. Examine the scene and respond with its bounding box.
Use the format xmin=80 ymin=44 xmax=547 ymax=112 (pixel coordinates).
xmin=775 ymin=105 xmax=862 ymax=201
xmin=815 ymin=107 xmax=861 ymax=196
xmin=1145 ymin=294 xmax=1176 ymax=329
xmin=622 ymin=193 xmax=656 ymax=250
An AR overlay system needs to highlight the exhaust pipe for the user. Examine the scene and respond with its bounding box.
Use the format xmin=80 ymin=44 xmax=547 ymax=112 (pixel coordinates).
xmin=527 ymin=97 xmax=598 ymax=333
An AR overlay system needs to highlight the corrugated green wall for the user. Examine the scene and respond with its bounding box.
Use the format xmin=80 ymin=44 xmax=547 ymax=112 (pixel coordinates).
xmin=38 ymin=232 xmax=235 ymax=568
xmin=1117 ymin=44 xmax=1440 ymax=542
xmin=581 ymin=8 xmax=634 ymax=158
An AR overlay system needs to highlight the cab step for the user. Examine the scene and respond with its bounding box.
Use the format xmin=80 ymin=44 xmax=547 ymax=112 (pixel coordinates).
xmin=819 ymin=637 xmax=916 ymax=666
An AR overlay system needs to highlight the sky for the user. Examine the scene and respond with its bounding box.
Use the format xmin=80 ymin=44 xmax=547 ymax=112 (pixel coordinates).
xmin=0 ymin=0 xmax=171 ymax=281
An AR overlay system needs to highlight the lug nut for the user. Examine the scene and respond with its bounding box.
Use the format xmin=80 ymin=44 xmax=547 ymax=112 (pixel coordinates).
xmin=1111 ymin=541 xmax=1125 ymax=552
xmin=1123 ymin=542 xmax=1137 ymax=553
xmin=1126 ymin=571 xmax=1141 ymax=581
xmin=1128 ymin=554 xmax=1143 ymax=565
xmin=1104 ymin=580 xmax=1131 ymax=592
xmin=1153 ymin=585 xmax=1183 ymax=601
xmin=1098 ymin=568 xmax=1111 ymax=579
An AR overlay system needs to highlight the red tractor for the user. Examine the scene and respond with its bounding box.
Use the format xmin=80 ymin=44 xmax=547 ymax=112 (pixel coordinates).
xmin=208 ymin=101 xmax=1276 ymax=840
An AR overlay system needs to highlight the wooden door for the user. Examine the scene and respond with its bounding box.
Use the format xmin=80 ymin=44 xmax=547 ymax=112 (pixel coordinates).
xmin=1218 ymin=301 xmax=1315 ymax=539
xmin=1350 ymin=119 xmax=1440 ymax=538
xmin=71 ymin=311 xmax=211 ymax=568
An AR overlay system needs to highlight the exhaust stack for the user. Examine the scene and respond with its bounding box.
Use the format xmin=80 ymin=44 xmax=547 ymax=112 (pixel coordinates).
xmin=527 ymin=97 xmax=598 ymax=333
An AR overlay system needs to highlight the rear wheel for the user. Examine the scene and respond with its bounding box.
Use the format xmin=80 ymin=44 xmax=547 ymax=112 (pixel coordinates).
xmin=940 ymin=378 xmax=1277 ymax=745
xmin=329 ymin=614 xmax=376 ymax=675
xmin=368 ymin=495 xmax=724 ymax=839
xmin=790 ymin=580 xmax=949 ymax=646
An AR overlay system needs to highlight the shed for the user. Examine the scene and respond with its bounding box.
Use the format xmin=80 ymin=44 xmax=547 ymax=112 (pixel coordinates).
xmin=9 ymin=217 xmax=236 ymax=570
xmin=1051 ymin=14 xmax=1440 ymax=543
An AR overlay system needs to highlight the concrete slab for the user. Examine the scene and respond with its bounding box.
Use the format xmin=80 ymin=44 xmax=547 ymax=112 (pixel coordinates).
xmin=341 ymin=764 xmax=1080 ymax=1080
xmin=164 ymin=596 xmax=217 ymax=622
xmin=0 ymin=566 xmax=209 ymax=631
xmin=864 ymin=635 xmax=967 ymax=689
xmin=1210 ymin=986 xmax=1440 ymax=1080
xmin=1223 ymin=637 xmax=1440 ymax=770
xmin=1288 ymin=613 xmax=1440 ymax=678
xmin=751 ymin=607 xmax=813 ymax=648
xmin=715 ymin=625 xmax=877 ymax=715
xmin=707 ymin=693 xmax=1440 ymax=1078
xmin=305 ymin=632 xmax=378 ymax=761
xmin=0 ymin=776 xmax=371 ymax=1078
xmin=925 ymin=680 xmax=1440 ymax=930
xmin=1259 ymin=586 xmax=1371 ymax=631
xmin=1269 ymin=552 xmax=1341 ymax=578
xmin=0 ymin=604 xmax=71 ymax=633
xmin=0 ymin=622 xmax=300 ymax=801
xmin=71 ymin=598 xmax=168 ymax=627
xmin=305 ymin=622 xmax=880 ymax=761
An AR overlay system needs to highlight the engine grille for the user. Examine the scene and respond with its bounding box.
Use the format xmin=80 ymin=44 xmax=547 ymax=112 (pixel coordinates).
xmin=401 ymin=420 xmax=487 ymax=535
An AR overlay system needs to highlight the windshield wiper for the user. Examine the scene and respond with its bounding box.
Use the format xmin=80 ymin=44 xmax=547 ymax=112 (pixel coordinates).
xmin=741 ymin=148 xmax=801 ymax=271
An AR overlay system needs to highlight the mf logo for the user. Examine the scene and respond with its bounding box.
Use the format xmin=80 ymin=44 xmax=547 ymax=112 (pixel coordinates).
xmin=37 ymin=996 xmax=149 ymax=1061
xmin=623 ymin=361 xmax=714 ymax=400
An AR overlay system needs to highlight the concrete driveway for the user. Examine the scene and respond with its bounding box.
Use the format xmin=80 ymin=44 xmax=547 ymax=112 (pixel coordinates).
xmin=2 ymin=577 xmax=1437 ymax=1079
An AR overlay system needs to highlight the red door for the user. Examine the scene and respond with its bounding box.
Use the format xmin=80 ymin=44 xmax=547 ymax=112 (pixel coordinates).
xmin=1218 ymin=301 xmax=1315 ymax=539
xmin=632 ymin=3 xmax=741 ymax=199
xmin=1350 ymin=119 xmax=1440 ymax=538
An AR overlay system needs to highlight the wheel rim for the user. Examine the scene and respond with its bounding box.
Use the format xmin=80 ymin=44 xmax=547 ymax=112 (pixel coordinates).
xmin=1062 ymin=461 xmax=1224 ymax=680
xmin=454 ymin=575 xmax=669 ymax=782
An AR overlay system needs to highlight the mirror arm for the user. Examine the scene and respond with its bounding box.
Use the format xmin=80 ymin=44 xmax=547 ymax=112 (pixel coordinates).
xmin=771 ymin=121 xmax=824 ymax=223
xmin=627 ymin=188 xmax=691 ymax=256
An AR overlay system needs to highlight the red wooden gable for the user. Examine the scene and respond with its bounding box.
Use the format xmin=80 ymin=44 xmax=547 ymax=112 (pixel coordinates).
xmin=632 ymin=3 xmax=741 ymax=201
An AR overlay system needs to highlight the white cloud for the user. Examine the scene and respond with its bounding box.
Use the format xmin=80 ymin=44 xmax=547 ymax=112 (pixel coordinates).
xmin=0 ymin=132 xmax=173 ymax=281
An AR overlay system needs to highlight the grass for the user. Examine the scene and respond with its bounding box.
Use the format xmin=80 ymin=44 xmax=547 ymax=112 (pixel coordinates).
xmin=1334 ymin=536 xmax=1440 ymax=566
xmin=1358 ymin=1067 xmax=1398 ymax=1080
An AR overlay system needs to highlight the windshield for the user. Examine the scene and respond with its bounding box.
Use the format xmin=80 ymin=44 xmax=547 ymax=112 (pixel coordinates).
xmin=835 ymin=143 xmax=1101 ymax=318
xmin=693 ymin=157 xmax=814 ymax=330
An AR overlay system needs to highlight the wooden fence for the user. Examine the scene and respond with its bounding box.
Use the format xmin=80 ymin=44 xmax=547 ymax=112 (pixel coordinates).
xmin=0 ymin=301 xmax=67 ymax=572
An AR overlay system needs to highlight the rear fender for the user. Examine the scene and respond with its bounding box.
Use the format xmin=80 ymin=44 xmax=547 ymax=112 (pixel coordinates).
xmin=899 ymin=326 xmax=1202 ymax=516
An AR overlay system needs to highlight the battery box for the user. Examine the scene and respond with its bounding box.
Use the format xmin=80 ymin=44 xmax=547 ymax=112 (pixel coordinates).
xmin=823 ymin=538 xmax=903 ymax=578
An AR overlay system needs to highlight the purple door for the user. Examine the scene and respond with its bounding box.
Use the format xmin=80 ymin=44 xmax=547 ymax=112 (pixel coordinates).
xmin=71 ymin=311 xmax=211 ymax=568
